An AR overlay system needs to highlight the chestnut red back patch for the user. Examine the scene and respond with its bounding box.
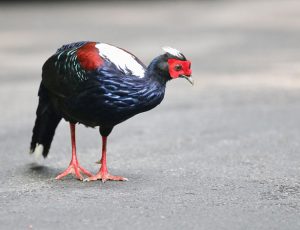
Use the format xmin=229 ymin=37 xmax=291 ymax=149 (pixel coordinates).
xmin=77 ymin=42 xmax=103 ymax=71
xmin=168 ymin=59 xmax=192 ymax=78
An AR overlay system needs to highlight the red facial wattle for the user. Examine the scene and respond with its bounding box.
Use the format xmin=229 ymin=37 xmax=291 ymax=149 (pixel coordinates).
xmin=167 ymin=59 xmax=192 ymax=79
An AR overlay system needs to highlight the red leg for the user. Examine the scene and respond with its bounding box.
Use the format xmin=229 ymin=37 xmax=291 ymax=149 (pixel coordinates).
xmin=85 ymin=136 xmax=128 ymax=182
xmin=55 ymin=123 xmax=93 ymax=180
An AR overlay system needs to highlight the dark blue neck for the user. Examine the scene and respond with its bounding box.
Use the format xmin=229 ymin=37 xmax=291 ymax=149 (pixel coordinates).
xmin=145 ymin=55 xmax=170 ymax=86
xmin=129 ymin=56 xmax=168 ymax=114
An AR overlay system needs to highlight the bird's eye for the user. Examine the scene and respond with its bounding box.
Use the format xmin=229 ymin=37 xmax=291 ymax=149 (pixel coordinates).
xmin=174 ymin=65 xmax=182 ymax=71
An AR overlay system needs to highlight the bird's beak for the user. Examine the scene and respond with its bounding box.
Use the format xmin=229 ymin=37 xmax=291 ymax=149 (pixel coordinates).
xmin=181 ymin=75 xmax=194 ymax=85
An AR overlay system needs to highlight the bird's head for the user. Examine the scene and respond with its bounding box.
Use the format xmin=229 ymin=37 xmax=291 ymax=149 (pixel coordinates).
xmin=155 ymin=47 xmax=193 ymax=85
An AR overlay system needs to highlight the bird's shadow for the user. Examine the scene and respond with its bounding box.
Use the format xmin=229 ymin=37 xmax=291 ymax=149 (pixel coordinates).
xmin=24 ymin=163 xmax=90 ymax=187
xmin=26 ymin=162 xmax=60 ymax=179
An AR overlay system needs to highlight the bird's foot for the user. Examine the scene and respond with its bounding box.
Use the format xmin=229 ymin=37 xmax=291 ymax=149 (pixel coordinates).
xmin=84 ymin=170 xmax=128 ymax=183
xmin=55 ymin=162 xmax=93 ymax=181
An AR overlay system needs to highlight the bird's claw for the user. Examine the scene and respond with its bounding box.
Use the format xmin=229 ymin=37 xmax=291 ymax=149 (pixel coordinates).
xmin=55 ymin=162 xmax=93 ymax=180
xmin=84 ymin=172 xmax=128 ymax=183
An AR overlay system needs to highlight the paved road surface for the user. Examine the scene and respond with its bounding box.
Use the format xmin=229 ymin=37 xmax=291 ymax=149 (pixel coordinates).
xmin=0 ymin=1 xmax=300 ymax=229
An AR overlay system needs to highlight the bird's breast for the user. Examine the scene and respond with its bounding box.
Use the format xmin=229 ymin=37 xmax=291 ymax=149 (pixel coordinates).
xmin=54 ymin=76 xmax=165 ymax=127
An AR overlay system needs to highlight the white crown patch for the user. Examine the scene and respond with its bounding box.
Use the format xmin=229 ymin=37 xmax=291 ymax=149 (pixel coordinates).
xmin=162 ymin=46 xmax=184 ymax=59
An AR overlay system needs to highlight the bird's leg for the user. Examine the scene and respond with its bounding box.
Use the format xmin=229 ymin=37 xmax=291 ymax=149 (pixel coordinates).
xmin=55 ymin=123 xmax=93 ymax=180
xmin=85 ymin=136 xmax=128 ymax=182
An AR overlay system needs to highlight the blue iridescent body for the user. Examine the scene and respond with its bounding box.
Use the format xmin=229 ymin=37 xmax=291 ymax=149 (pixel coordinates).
xmin=42 ymin=42 xmax=166 ymax=128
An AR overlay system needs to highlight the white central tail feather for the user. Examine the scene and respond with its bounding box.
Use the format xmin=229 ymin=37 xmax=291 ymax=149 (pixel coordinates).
xmin=31 ymin=144 xmax=44 ymax=159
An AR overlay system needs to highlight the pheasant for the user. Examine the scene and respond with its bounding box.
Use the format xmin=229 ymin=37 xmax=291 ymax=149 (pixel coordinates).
xmin=30 ymin=42 xmax=193 ymax=182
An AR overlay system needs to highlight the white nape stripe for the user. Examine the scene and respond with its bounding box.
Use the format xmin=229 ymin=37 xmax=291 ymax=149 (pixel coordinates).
xmin=96 ymin=43 xmax=145 ymax=78
xmin=162 ymin=46 xmax=183 ymax=58
xmin=32 ymin=144 xmax=44 ymax=159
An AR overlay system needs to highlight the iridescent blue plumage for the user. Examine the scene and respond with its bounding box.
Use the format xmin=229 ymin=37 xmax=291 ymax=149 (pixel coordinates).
xmin=56 ymin=41 xmax=90 ymax=53
xmin=63 ymin=71 xmax=166 ymax=127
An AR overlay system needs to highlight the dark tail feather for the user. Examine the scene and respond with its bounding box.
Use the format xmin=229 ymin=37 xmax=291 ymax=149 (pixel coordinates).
xmin=30 ymin=83 xmax=62 ymax=158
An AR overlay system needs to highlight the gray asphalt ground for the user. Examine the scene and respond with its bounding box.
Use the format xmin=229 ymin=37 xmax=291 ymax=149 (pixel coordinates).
xmin=0 ymin=0 xmax=300 ymax=229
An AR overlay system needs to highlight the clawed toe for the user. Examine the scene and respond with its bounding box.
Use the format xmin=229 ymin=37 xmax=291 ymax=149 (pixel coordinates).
xmin=55 ymin=163 xmax=92 ymax=180
xmin=84 ymin=172 xmax=128 ymax=183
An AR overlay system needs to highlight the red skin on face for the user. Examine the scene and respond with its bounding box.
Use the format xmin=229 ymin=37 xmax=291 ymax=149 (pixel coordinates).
xmin=168 ymin=59 xmax=192 ymax=78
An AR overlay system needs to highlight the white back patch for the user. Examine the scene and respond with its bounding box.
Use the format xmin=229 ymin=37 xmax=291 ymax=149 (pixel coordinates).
xmin=96 ymin=43 xmax=145 ymax=78
xmin=162 ymin=46 xmax=184 ymax=59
